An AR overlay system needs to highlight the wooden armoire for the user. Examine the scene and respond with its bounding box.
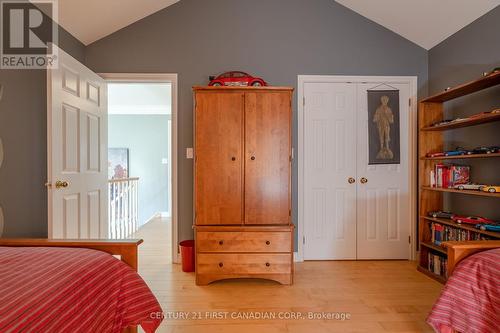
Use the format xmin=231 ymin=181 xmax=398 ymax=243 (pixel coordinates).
xmin=193 ymin=86 xmax=294 ymax=285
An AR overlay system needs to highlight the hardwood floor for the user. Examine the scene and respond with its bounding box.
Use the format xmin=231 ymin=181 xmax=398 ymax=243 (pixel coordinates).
xmin=133 ymin=219 xmax=442 ymax=332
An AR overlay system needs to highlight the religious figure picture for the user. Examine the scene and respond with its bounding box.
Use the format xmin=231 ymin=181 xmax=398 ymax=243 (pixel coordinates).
xmin=368 ymin=90 xmax=400 ymax=164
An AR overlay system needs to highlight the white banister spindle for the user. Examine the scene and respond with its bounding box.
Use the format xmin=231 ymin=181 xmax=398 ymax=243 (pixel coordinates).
xmin=108 ymin=177 xmax=139 ymax=239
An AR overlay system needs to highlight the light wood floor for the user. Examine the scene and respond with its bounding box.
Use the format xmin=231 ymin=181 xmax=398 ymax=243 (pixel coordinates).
xmin=132 ymin=219 xmax=442 ymax=333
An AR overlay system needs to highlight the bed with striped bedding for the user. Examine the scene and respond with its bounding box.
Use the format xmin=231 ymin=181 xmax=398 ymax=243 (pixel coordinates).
xmin=427 ymin=248 xmax=499 ymax=333
xmin=0 ymin=246 xmax=163 ymax=333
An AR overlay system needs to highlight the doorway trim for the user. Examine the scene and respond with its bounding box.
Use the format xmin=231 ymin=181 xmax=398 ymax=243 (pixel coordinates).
xmin=100 ymin=73 xmax=179 ymax=264
xmin=297 ymin=75 xmax=418 ymax=262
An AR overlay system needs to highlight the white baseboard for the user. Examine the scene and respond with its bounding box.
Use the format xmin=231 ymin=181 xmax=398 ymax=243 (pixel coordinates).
xmin=160 ymin=211 xmax=171 ymax=218
xmin=294 ymin=251 xmax=303 ymax=262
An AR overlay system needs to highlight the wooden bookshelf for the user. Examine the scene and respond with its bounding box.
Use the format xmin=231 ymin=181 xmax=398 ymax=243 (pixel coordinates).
xmin=421 ymin=152 xmax=500 ymax=160
xmin=422 ymin=216 xmax=500 ymax=238
xmin=418 ymin=70 xmax=500 ymax=283
xmin=421 ymin=70 xmax=500 ymax=103
xmin=421 ymin=186 xmax=500 ymax=198
xmin=417 ymin=265 xmax=447 ymax=284
xmin=421 ymin=111 xmax=500 ymax=131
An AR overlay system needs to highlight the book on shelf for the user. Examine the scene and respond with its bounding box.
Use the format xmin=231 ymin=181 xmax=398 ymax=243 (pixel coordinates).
xmin=431 ymin=164 xmax=470 ymax=188
xmin=430 ymin=222 xmax=491 ymax=245
xmin=428 ymin=252 xmax=447 ymax=278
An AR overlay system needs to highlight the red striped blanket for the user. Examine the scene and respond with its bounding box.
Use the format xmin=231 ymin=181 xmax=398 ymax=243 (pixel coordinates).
xmin=0 ymin=247 xmax=163 ymax=333
xmin=427 ymin=248 xmax=500 ymax=333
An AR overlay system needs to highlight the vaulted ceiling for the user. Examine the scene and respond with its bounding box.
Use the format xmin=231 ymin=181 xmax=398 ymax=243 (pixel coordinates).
xmin=49 ymin=0 xmax=499 ymax=49
xmin=335 ymin=0 xmax=500 ymax=49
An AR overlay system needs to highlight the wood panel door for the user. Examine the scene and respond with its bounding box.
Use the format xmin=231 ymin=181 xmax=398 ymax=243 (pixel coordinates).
xmin=195 ymin=92 xmax=244 ymax=225
xmin=244 ymin=92 xmax=291 ymax=225
xmin=48 ymin=47 xmax=108 ymax=239
xmin=303 ymin=83 xmax=357 ymax=259
xmin=355 ymin=83 xmax=410 ymax=259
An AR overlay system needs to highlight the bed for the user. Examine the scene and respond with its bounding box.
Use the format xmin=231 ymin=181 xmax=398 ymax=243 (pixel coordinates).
xmin=427 ymin=240 xmax=500 ymax=333
xmin=0 ymin=239 xmax=163 ymax=333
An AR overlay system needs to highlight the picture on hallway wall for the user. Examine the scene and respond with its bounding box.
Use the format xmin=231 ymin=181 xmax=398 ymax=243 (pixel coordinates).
xmin=108 ymin=148 xmax=129 ymax=179
xmin=367 ymin=89 xmax=400 ymax=165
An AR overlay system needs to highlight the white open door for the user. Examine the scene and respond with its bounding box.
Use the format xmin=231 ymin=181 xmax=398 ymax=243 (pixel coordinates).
xmin=47 ymin=47 xmax=108 ymax=239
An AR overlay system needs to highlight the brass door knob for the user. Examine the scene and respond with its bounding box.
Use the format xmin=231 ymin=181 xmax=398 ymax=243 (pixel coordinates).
xmin=55 ymin=180 xmax=69 ymax=189
xmin=348 ymin=177 xmax=355 ymax=184
xmin=360 ymin=177 xmax=368 ymax=184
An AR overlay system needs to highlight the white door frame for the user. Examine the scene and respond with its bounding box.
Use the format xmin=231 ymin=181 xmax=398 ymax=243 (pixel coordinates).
xmin=100 ymin=73 xmax=179 ymax=264
xmin=297 ymin=75 xmax=418 ymax=262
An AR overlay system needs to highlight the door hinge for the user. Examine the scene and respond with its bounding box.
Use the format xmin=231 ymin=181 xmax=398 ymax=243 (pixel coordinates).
xmin=303 ymin=96 xmax=305 ymax=107
xmin=289 ymin=209 xmax=291 ymax=217
xmin=409 ymin=98 xmax=411 ymax=107
xmin=408 ymin=235 xmax=411 ymax=244
xmin=303 ymin=236 xmax=305 ymax=244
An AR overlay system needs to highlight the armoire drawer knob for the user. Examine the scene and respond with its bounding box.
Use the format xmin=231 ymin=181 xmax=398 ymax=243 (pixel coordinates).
xmin=265 ymin=241 xmax=271 ymax=245
xmin=251 ymin=156 xmax=256 ymax=160
xmin=231 ymin=157 xmax=236 ymax=161
xmin=218 ymin=240 xmax=224 ymax=245
xmin=265 ymin=262 xmax=270 ymax=267
xmin=218 ymin=262 xmax=224 ymax=268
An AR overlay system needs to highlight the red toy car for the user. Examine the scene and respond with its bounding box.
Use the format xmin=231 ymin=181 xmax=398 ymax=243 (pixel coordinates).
xmin=452 ymin=215 xmax=494 ymax=225
xmin=209 ymin=71 xmax=267 ymax=87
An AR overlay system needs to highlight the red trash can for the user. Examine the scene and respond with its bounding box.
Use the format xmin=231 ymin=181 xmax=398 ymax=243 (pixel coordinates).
xmin=179 ymin=240 xmax=195 ymax=272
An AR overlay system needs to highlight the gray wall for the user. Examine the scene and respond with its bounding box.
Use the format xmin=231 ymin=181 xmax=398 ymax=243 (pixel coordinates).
xmin=428 ymin=6 xmax=500 ymax=220
xmin=109 ymin=115 xmax=171 ymax=225
xmin=85 ymin=0 xmax=428 ymax=244
xmin=0 ymin=21 xmax=85 ymax=237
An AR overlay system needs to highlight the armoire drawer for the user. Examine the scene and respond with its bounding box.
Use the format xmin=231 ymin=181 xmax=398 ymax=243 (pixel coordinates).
xmin=196 ymin=231 xmax=291 ymax=253
xmin=197 ymin=253 xmax=292 ymax=275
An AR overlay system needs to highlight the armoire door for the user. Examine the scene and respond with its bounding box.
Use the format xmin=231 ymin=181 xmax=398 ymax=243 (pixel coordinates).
xmin=303 ymin=83 xmax=357 ymax=260
xmin=195 ymin=92 xmax=244 ymax=225
xmin=244 ymin=92 xmax=291 ymax=225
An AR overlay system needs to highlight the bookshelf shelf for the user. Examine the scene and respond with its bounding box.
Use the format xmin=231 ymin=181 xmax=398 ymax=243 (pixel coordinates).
xmin=422 ymin=216 xmax=500 ymax=239
xmin=418 ymin=70 xmax=500 ymax=283
xmin=421 ymin=112 xmax=500 ymax=131
xmin=421 ymin=71 xmax=500 ymax=103
xmin=417 ymin=265 xmax=447 ymax=284
xmin=420 ymin=241 xmax=447 ymax=254
xmin=421 ymin=186 xmax=500 ymax=198
xmin=421 ymin=152 xmax=500 ymax=160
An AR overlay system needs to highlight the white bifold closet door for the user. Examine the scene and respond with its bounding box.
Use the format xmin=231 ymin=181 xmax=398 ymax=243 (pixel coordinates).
xmin=303 ymin=82 xmax=357 ymax=260
xmin=303 ymin=81 xmax=410 ymax=260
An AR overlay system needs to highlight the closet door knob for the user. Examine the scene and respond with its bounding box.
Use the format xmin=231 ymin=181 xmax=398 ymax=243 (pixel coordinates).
xmin=266 ymin=241 xmax=271 ymax=245
xmin=265 ymin=262 xmax=270 ymax=267
xmin=360 ymin=177 xmax=368 ymax=184
xmin=348 ymin=177 xmax=355 ymax=184
xmin=218 ymin=262 xmax=224 ymax=268
xmin=219 ymin=240 xmax=224 ymax=245
xmin=251 ymin=156 xmax=256 ymax=160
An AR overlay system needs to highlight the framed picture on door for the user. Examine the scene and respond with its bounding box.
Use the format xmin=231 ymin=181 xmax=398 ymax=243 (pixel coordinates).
xmin=367 ymin=89 xmax=400 ymax=165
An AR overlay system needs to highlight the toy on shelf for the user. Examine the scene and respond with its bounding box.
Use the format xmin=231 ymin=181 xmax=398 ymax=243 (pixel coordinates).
xmin=208 ymin=71 xmax=267 ymax=87
xmin=453 ymin=183 xmax=484 ymax=191
xmin=444 ymin=147 xmax=468 ymax=156
xmin=452 ymin=215 xmax=494 ymax=225
xmin=467 ymin=146 xmax=500 ymax=155
xmin=426 ymin=151 xmax=446 ymax=158
xmin=476 ymin=223 xmax=500 ymax=232
xmin=428 ymin=211 xmax=454 ymax=219
xmin=481 ymin=185 xmax=500 ymax=193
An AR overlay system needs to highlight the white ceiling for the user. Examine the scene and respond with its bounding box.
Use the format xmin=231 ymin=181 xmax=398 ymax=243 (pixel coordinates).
xmin=54 ymin=0 xmax=179 ymax=45
xmin=108 ymin=83 xmax=171 ymax=115
xmin=335 ymin=0 xmax=500 ymax=49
